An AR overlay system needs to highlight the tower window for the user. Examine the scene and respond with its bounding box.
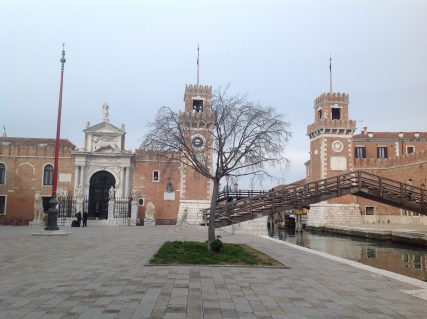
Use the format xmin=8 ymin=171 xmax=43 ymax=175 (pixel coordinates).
xmin=193 ymin=100 xmax=203 ymax=113
xmin=332 ymin=108 xmax=340 ymax=120
xmin=0 ymin=163 xmax=5 ymax=185
xmin=318 ymin=110 xmax=322 ymax=119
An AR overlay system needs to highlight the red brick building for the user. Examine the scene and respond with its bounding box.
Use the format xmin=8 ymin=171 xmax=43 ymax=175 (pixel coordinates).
xmin=0 ymin=84 xmax=213 ymax=225
xmin=305 ymin=93 xmax=427 ymax=226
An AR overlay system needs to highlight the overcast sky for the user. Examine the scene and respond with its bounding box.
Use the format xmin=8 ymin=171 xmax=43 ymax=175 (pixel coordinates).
xmin=1 ymin=0 xmax=426 ymax=189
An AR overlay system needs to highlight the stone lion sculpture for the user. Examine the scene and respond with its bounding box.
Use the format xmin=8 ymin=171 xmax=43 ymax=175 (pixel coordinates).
xmin=145 ymin=202 xmax=155 ymax=220
xmin=92 ymin=136 xmax=121 ymax=153
xmin=33 ymin=193 xmax=46 ymax=222
xmin=182 ymin=207 xmax=188 ymax=222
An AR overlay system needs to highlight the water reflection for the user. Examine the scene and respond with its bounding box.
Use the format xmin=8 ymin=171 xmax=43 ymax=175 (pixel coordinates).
xmin=268 ymin=226 xmax=427 ymax=281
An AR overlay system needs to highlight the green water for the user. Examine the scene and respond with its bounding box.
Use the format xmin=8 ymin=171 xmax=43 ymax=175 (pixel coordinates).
xmin=268 ymin=226 xmax=427 ymax=281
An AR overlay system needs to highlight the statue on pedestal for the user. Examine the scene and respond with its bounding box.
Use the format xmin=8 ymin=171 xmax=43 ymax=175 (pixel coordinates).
xmin=145 ymin=202 xmax=155 ymax=220
xmin=76 ymin=184 xmax=83 ymax=201
xmin=57 ymin=187 xmax=64 ymax=200
xmin=109 ymin=186 xmax=116 ymax=202
xmin=103 ymin=103 xmax=109 ymax=122
xmin=131 ymin=187 xmax=138 ymax=202
xmin=33 ymin=193 xmax=45 ymax=221
xmin=167 ymin=181 xmax=173 ymax=193
xmin=63 ymin=187 xmax=68 ymax=199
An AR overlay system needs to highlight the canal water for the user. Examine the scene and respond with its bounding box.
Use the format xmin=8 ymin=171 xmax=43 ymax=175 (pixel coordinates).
xmin=268 ymin=226 xmax=427 ymax=281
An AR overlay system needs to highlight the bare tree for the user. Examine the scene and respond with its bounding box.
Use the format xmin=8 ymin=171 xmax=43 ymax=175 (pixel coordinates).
xmin=140 ymin=85 xmax=291 ymax=247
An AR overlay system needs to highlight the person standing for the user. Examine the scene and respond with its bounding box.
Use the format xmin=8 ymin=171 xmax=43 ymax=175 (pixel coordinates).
xmin=82 ymin=211 xmax=88 ymax=227
xmin=76 ymin=211 xmax=82 ymax=227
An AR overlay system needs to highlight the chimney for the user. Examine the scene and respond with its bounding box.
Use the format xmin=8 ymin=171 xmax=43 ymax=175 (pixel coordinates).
xmin=415 ymin=132 xmax=419 ymax=138
xmin=363 ymin=127 xmax=367 ymax=134
xmin=398 ymin=132 xmax=403 ymax=138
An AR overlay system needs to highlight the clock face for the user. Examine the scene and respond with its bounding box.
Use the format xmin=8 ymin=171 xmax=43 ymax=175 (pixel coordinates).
xmin=191 ymin=135 xmax=205 ymax=149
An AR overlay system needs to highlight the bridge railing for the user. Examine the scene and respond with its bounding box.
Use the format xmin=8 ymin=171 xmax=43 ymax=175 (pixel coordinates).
xmin=202 ymin=171 xmax=426 ymax=222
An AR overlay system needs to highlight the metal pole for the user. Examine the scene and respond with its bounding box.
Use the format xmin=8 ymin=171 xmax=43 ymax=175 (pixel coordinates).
xmin=45 ymin=44 xmax=66 ymax=231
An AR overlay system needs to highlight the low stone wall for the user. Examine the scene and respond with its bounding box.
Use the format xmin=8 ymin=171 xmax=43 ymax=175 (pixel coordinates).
xmin=220 ymin=216 xmax=267 ymax=235
xmin=363 ymin=214 xmax=427 ymax=225
xmin=176 ymin=200 xmax=211 ymax=225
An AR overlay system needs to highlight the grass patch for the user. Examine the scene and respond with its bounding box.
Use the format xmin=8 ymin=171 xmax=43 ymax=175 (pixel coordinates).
xmin=149 ymin=241 xmax=285 ymax=266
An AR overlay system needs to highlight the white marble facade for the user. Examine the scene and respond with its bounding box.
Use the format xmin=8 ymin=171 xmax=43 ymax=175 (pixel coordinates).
xmin=71 ymin=117 xmax=134 ymax=199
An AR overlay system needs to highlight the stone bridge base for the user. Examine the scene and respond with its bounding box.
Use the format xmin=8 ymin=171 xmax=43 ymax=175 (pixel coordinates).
xmin=307 ymin=202 xmax=362 ymax=228
xmin=220 ymin=216 xmax=268 ymax=235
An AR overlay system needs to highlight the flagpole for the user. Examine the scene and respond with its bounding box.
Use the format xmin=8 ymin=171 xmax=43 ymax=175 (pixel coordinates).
xmin=329 ymin=56 xmax=332 ymax=94
xmin=197 ymin=44 xmax=199 ymax=86
xmin=45 ymin=44 xmax=66 ymax=231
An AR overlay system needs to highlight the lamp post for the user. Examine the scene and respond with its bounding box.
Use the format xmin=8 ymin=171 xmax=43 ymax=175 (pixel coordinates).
xmin=45 ymin=44 xmax=66 ymax=231
xmin=225 ymin=175 xmax=230 ymax=203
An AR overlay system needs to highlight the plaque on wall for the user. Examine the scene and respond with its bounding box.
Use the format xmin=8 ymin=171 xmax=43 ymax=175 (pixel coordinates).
xmin=59 ymin=173 xmax=72 ymax=182
xmin=330 ymin=156 xmax=347 ymax=171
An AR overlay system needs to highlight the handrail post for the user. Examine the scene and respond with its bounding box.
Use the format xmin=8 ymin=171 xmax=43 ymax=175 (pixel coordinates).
xmin=379 ymin=176 xmax=383 ymax=197
xmin=293 ymin=187 xmax=297 ymax=208
xmin=315 ymin=181 xmax=319 ymax=203
xmin=337 ymin=176 xmax=340 ymax=197
xmin=358 ymin=171 xmax=361 ymax=191
xmin=400 ymin=183 xmax=404 ymax=203
xmin=250 ymin=197 xmax=253 ymax=220
xmin=272 ymin=192 xmax=275 ymax=215
xmin=421 ymin=188 xmax=425 ymax=211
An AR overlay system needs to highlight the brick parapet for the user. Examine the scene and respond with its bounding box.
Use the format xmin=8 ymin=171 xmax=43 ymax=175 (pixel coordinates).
xmin=307 ymin=118 xmax=356 ymax=134
xmin=354 ymin=149 xmax=427 ymax=169
xmin=314 ymin=92 xmax=349 ymax=107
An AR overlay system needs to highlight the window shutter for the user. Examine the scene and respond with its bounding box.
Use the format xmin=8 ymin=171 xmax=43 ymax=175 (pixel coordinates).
xmin=384 ymin=147 xmax=388 ymax=158
xmin=377 ymin=147 xmax=379 ymax=158
xmin=354 ymin=147 xmax=357 ymax=158
xmin=363 ymin=147 xmax=366 ymax=158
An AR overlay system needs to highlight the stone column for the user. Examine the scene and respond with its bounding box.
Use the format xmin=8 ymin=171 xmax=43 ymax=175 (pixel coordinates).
xmin=120 ymin=168 xmax=125 ymax=198
xmin=74 ymin=166 xmax=80 ymax=193
xmin=125 ymin=167 xmax=130 ymax=198
xmin=79 ymin=165 xmax=85 ymax=192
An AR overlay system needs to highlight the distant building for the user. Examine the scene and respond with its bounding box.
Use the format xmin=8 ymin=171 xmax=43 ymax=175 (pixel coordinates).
xmin=0 ymin=84 xmax=213 ymax=225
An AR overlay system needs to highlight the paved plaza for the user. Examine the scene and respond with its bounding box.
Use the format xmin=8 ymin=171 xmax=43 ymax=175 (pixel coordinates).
xmin=1 ymin=222 xmax=427 ymax=319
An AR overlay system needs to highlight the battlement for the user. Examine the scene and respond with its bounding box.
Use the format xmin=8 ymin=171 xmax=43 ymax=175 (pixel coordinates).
xmin=185 ymin=84 xmax=212 ymax=95
xmin=315 ymin=92 xmax=349 ymax=107
xmin=179 ymin=110 xmax=215 ymax=122
xmin=307 ymin=118 xmax=356 ymax=134
xmin=354 ymin=150 xmax=427 ymax=169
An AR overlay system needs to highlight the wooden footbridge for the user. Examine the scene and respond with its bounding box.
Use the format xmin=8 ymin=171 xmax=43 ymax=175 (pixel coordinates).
xmin=202 ymin=171 xmax=427 ymax=228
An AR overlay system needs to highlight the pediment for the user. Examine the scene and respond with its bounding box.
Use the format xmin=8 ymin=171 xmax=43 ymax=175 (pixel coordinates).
xmin=84 ymin=122 xmax=125 ymax=135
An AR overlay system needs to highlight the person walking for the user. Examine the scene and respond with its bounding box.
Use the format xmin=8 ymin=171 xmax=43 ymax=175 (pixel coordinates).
xmin=76 ymin=211 xmax=82 ymax=227
xmin=82 ymin=211 xmax=88 ymax=227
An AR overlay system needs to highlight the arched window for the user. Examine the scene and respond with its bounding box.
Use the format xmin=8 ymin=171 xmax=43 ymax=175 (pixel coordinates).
xmin=43 ymin=164 xmax=54 ymax=185
xmin=0 ymin=163 xmax=5 ymax=185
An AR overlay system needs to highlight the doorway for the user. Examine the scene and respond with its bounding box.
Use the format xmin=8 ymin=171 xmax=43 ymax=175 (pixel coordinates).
xmin=89 ymin=171 xmax=116 ymax=220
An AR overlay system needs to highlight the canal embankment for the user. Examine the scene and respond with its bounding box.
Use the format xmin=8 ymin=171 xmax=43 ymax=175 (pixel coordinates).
xmin=305 ymin=223 xmax=427 ymax=247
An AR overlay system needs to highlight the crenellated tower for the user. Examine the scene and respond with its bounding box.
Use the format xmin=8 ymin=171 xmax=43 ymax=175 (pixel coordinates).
xmin=177 ymin=84 xmax=215 ymax=224
xmin=306 ymin=93 xmax=357 ymax=182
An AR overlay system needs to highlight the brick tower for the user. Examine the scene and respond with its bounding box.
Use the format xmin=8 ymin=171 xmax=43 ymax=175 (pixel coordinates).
xmin=305 ymin=93 xmax=362 ymax=227
xmin=176 ymin=84 xmax=215 ymax=224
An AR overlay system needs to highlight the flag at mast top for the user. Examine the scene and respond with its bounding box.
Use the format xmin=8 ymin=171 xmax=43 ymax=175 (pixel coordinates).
xmin=197 ymin=44 xmax=199 ymax=86
xmin=329 ymin=55 xmax=332 ymax=94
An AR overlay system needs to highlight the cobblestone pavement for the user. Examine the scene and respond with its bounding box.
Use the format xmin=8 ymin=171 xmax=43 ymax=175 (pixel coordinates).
xmin=1 ymin=223 xmax=427 ymax=319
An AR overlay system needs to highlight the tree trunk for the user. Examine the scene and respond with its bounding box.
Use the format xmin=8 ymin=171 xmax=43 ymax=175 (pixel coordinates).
xmin=208 ymin=179 xmax=219 ymax=250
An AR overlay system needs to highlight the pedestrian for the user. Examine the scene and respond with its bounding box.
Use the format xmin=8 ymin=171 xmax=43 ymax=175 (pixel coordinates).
xmin=405 ymin=179 xmax=413 ymax=199
xmin=76 ymin=211 xmax=82 ymax=227
xmin=82 ymin=211 xmax=88 ymax=227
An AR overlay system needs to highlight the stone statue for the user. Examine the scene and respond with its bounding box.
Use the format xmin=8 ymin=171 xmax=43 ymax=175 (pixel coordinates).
xmin=131 ymin=187 xmax=138 ymax=202
xmin=103 ymin=103 xmax=109 ymax=122
xmin=182 ymin=207 xmax=188 ymax=222
xmin=63 ymin=187 xmax=68 ymax=199
xmin=92 ymin=136 xmax=121 ymax=153
xmin=76 ymin=184 xmax=83 ymax=201
xmin=145 ymin=202 xmax=155 ymax=220
xmin=121 ymin=123 xmax=125 ymax=131
xmin=167 ymin=181 xmax=173 ymax=193
xmin=57 ymin=187 xmax=64 ymax=200
xmin=33 ymin=193 xmax=45 ymax=221
xmin=86 ymin=121 xmax=90 ymax=129
xmin=109 ymin=186 xmax=116 ymax=202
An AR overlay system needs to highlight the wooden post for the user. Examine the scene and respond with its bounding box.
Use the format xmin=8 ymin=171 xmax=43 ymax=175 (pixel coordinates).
xmin=379 ymin=176 xmax=383 ymax=197
xmin=358 ymin=171 xmax=361 ymax=191
xmin=421 ymin=188 xmax=425 ymax=211
xmin=337 ymin=176 xmax=340 ymax=197
xmin=250 ymin=197 xmax=253 ymax=220
xmin=315 ymin=181 xmax=319 ymax=203
xmin=400 ymin=183 xmax=404 ymax=203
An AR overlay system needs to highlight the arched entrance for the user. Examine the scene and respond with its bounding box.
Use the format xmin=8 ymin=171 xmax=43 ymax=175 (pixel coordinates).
xmin=89 ymin=171 xmax=116 ymax=219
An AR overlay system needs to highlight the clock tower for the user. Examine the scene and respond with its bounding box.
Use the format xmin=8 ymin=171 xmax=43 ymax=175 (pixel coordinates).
xmin=176 ymin=84 xmax=215 ymax=224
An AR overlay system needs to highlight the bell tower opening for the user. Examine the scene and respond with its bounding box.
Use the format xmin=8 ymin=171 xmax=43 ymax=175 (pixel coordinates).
xmin=332 ymin=108 xmax=340 ymax=120
xmin=193 ymin=99 xmax=203 ymax=112
xmin=89 ymin=171 xmax=115 ymax=220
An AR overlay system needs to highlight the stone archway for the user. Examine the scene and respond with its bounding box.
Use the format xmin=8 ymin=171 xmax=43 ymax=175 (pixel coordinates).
xmin=89 ymin=171 xmax=116 ymax=220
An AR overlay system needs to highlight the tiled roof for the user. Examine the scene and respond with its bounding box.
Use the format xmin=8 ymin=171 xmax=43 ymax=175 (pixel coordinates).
xmin=353 ymin=132 xmax=427 ymax=139
xmin=0 ymin=137 xmax=75 ymax=148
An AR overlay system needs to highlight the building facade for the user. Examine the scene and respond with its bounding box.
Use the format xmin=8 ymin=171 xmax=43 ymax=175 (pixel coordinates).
xmin=0 ymin=84 xmax=213 ymax=225
xmin=305 ymin=92 xmax=427 ymax=226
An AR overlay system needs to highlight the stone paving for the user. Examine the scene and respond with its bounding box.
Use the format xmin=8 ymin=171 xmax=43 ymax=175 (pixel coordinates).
xmin=1 ymin=222 xmax=427 ymax=319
